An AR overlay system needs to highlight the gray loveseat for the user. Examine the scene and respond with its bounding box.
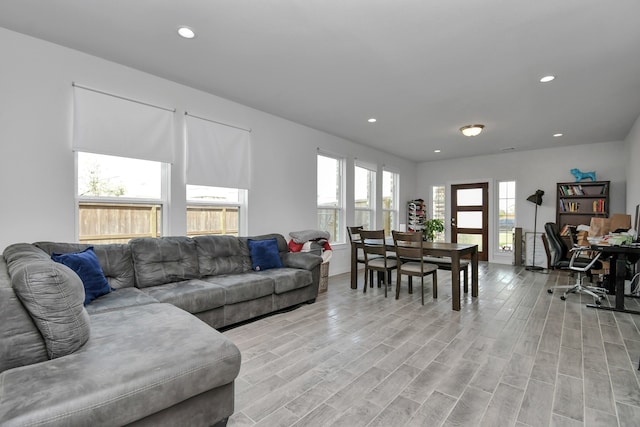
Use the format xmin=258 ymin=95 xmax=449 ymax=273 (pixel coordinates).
xmin=0 ymin=233 xmax=322 ymax=426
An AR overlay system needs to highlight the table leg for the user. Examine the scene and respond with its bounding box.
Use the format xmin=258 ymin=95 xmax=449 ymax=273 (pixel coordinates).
xmin=471 ymin=248 xmax=479 ymax=297
xmin=615 ymin=255 xmax=626 ymax=310
xmin=350 ymin=242 xmax=357 ymax=289
xmin=451 ymin=252 xmax=461 ymax=311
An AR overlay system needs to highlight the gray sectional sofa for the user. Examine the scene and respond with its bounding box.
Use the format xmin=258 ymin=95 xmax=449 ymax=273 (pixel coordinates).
xmin=0 ymin=233 xmax=323 ymax=426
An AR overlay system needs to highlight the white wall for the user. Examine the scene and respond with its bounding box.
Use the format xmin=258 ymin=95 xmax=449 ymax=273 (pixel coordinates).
xmin=416 ymin=141 xmax=627 ymax=264
xmin=0 ymin=28 xmax=417 ymax=276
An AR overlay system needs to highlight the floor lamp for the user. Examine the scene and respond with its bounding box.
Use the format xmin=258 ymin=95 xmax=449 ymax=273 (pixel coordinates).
xmin=525 ymin=190 xmax=544 ymax=271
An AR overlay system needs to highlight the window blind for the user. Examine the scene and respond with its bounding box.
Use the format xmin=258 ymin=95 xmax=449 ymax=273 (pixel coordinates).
xmin=72 ymin=85 xmax=175 ymax=163
xmin=185 ymin=114 xmax=251 ymax=190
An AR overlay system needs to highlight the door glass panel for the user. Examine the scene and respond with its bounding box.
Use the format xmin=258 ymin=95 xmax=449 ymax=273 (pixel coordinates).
xmin=457 ymin=188 xmax=483 ymax=206
xmin=457 ymin=211 xmax=483 ymax=229
xmin=457 ymin=233 xmax=483 ymax=251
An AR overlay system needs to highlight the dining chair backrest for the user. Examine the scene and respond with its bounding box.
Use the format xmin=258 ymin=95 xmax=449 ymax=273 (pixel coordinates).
xmin=359 ymin=229 xmax=387 ymax=260
xmin=347 ymin=226 xmax=364 ymax=244
xmin=392 ymin=230 xmax=424 ymax=261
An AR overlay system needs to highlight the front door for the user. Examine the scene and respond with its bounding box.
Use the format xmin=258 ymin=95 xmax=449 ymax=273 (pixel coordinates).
xmin=451 ymin=182 xmax=488 ymax=261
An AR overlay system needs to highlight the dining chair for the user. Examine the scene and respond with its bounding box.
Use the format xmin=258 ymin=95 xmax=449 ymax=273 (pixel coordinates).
xmin=347 ymin=225 xmax=375 ymax=288
xmin=392 ymin=230 xmax=438 ymax=305
xmin=359 ymin=230 xmax=398 ymax=297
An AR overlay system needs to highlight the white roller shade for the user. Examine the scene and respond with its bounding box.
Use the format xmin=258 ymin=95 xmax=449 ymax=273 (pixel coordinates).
xmin=185 ymin=114 xmax=251 ymax=190
xmin=72 ymin=85 xmax=175 ymax=163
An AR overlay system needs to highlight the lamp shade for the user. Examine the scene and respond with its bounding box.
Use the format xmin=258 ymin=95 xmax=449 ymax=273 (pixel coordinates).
xmin=527 ymin=190 xmax=544 ymax=205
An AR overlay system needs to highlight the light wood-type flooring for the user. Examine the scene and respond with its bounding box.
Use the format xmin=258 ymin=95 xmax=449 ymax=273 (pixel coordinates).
xmin=224 ymin=263 xmax=640 ymax=426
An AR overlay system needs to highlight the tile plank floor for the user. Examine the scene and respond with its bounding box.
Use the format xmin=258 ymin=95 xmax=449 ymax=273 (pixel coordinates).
xmin=224 ymin=264 xmax=640 ymax=426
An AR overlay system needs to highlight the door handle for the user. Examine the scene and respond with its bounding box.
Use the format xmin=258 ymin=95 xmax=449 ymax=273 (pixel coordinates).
xmin=451 ymin=217 xmax=456 ymax=227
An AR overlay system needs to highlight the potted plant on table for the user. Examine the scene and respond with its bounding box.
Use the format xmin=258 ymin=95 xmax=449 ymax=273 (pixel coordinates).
xmin=423 ymin=219 xmax=444 ymax=242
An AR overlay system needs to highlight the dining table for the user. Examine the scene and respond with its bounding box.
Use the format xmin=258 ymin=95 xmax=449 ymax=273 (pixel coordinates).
xmin=350 ymin=239 xmax=479 ymax=311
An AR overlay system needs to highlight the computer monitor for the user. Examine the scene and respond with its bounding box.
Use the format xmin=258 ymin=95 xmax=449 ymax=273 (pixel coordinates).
xmin=634 ymin=204 xmax=640 ymax=242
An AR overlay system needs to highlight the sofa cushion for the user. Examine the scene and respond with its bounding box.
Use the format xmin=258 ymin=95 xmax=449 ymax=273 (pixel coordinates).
xmin=257 ymin=268 xmax=313 ymax=294
xmin=248 ymin=238 xmax=283 ymax=271
xmin=36 ymin=241 xmax=135 ymax=289
xmin=203 ymin=273 xmax=274 ymax=304
xmin=0 ymin=256 xmax=48 ymax=373
xmin=11 ymin=260 xmax=90 ymax=359
xmin=141 ymin=279 xmax=226 ymax=314
xmin=51 ymin=247 xmax=111 ymax=305
xmin=3 ymin=243 xmax=50 ymax=267
xmin=85 ymin=287 xmax=159 ymax=315
xmin=193 ymin=235 xmax=251 ymax=276
xmin=130 ymin=237 xmax=200 ymax=288
xmin=0 ymin=303 xmax=241 ymax=427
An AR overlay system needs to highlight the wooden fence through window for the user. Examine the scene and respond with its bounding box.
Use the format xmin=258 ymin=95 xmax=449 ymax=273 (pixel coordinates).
xmin=79 ymin=203 xmax=239 ymax=244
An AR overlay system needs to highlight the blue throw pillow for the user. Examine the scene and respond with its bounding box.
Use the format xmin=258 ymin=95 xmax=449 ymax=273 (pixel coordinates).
xmin=248 ymin=238 xmax=283 ymax=271
xmin=52 ymin=247 xmax=111 ymax=305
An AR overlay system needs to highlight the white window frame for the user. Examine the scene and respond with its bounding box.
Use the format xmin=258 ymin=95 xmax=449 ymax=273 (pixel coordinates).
xmin=354 ymin=161 xmax=376 ymax=232
xmin=317 ymin=152 xmax=345 ymax=244
xmin=186 ymin=185 xmax=247 ymax=237
xmin=431 ymin=184 xmax=446 ymax=242
xmin=382 ymin=169 xmax=399 ymax=237
xmin=75 ymin=151 xmax=169 ymax=243
xmin=497 ymin=180 xmax=516 ymax=253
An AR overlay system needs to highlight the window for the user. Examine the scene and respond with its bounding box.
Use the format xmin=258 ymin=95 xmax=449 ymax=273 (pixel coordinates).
xmin=354 ymin=164 xmax=375 ymax=231
xmin=432 ymin=185 xmax=446 ymax=242
xmin=498 ymin=181 xmax=516 ymax=252
xmin=77 ymin=152 xmax=166 ymax=244
xmin=317 ymin=154 xmax=344 ymax=243
xmin=186 ymin=185 xmax=245 ymax=236
xmin=382 ymin=170 xmax=399 ymax=236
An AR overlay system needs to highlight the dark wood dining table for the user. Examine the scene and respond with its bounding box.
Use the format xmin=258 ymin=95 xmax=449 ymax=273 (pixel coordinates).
xmin=350 ymin=239 xmax=479 ymax=311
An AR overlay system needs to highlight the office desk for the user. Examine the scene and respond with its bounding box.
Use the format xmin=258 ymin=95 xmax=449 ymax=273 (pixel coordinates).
xmin=588 ymin=244 xmax=640 ymax=315
xmin=350 ymin=240 xmax=478 ymax=311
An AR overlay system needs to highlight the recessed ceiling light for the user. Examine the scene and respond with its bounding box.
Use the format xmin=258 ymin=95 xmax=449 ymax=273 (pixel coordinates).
xmin=178 ymin=26 xmax=196 ymax=39
xmin=434 ymin=149 xmax=441 ymax=153
xmin=540 ymin=75 xmax=555 ymax=83
xmin=553 ymin=133 xmax=563 ymax=137
xmin=367 ymin=118 xmax=377 ymax=123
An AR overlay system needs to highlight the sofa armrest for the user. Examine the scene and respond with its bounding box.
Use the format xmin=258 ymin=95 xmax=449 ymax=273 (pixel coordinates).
xmin=281 ymin=252 xmax=323 ymax=271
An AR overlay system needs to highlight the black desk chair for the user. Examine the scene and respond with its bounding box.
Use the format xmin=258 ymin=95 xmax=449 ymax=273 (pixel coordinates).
xmin=545 ymin=222 xmax=606 ymax=303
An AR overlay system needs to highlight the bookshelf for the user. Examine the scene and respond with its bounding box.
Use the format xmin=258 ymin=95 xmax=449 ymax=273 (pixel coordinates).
xmin=556 ymin=181 xmax=609 ymax=235
xmin=407 ymin=199 xmax=426 ymax=233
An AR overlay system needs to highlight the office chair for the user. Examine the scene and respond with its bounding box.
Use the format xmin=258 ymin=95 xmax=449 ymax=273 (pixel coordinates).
xmin=545 ymin=222 xmax=606 ymax=303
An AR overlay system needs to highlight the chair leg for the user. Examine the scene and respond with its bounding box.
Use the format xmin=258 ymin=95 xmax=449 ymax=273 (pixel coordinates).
xmin=363 ymin=268 xmax=368 ymax=293
xmin=382 ymin=270 xmax=388 ymax=298
xmin=396 ymin=270 xmax=402 ymax=300
xmin=432 ymin=271 xmax=438 ymax=299
xmin=408 ymin=276 xmax=413 ymax=294
xmin=421 ymin=275 xmax=424 ymax=305
xmin=463 ymin=268 xmax=468 ymax=293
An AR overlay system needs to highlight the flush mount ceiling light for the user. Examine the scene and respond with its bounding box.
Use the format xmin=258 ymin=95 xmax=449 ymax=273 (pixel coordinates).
xmin=367 ymin=118 xmax=377 ymax=123
xmin=460 ymin=124 xmax=484 ymax=137
xmin=434 ymin=149 xmax=441 ymax=153
xmin=540 ymin=75 xmax=555 ymax=83
xmin=177 ymin=26 xmax=196 ymax=39
xmin=553 ymin=133 xmax=564 ymax=137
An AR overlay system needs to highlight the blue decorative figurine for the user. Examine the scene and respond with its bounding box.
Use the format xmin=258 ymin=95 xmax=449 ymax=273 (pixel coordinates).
xmin=570 ymin=168 xmax=596 ymax=182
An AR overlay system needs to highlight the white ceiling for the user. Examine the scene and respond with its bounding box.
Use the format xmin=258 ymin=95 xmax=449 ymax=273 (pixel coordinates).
xmin=1 ymin=0 xmax=639 ymax=162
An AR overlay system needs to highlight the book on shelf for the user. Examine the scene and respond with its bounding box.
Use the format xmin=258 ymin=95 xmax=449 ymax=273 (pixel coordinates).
xmin=560 ymin=201 xmax=580 ymax=212
xmin=592 ymin=199 xmax=605 ymax=212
